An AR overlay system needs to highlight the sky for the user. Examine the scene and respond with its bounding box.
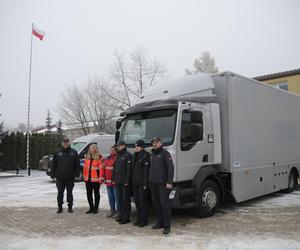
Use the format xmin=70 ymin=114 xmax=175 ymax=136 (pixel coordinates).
xmin=0 ymin=0 xmax=300 ymax=128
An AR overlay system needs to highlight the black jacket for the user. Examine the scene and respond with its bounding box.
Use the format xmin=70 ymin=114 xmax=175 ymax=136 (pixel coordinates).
xmin=149 ymin=146 xmax=174 ymax=185
xmin=131 ymin=150 xmax=150 ymax=186
xmin=51 ymin=146 xmax=80 ymax=180
xmin=112 ymin=148 xmax=132 ymax=185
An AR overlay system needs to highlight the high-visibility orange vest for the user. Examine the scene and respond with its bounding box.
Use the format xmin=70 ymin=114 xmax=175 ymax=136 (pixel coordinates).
xmin=83 ymin=158 xmax=104 ymax=183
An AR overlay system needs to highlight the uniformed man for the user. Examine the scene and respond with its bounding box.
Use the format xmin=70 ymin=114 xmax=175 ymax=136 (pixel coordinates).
xmin=149 ymin=137 xmax=174 ymax=234
xmin=51 ymin=137 xmax=80 ymax=213
xmin=112 ymin=141 xmax=132 ymax=224
xmin=131 ymin=140 xmax=150 ymax=227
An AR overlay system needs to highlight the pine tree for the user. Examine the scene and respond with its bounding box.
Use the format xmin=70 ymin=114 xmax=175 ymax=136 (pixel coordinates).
xmin=45 ymin=109 xmax=53 ymax=135
xmin=185 ymin=51 xmax=219 ymax=75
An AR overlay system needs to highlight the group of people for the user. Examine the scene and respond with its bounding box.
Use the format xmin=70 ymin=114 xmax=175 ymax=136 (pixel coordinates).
xmin=51 ymin=136 xmax=174 ymax=234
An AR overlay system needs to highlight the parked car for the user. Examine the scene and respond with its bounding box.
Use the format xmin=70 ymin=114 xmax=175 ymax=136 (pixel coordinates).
xmin=38 ymin=155 xmax=52 ymax=171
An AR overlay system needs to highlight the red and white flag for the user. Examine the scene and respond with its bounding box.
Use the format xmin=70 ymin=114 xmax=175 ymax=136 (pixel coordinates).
xmin=32 ymin=24 xmax=45 ymax=41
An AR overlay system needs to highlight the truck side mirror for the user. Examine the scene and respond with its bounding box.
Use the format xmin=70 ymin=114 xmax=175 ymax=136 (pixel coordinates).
xmin=191 ymin=111 xmax=203 ymax=124
xmin=116 ymin=119 xmax=122 ymax=130
xmin=191 ymin=124 xmax=203 ymax=142
xmin=115 ymin=131 xmax=120 ymax=144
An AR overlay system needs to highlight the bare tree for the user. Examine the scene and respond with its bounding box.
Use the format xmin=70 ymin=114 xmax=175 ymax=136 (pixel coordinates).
xmin=58 ymin=79 xmax=120 ymax=134
xmin=108 ymin=46 xmax=168 ymax=109
xmin=185 ymin=51 xmax=219 ymax=75
xmin=58 ymin=47 xmax=167 ymax=135
xmin=58 ymin=84 xmax=91 ymax=135
xmin=130 ymin=46 xmax=167 ymax=93
xmin=85 ymin=78 xmax=119 ymax=132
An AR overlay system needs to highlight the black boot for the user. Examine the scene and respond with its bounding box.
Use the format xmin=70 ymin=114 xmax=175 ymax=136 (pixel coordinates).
xmin=139 ymin=221 xmax=148 ymax=227
xmin=163 ymin=227 xmax=171 ymax=235
xmin=152 ymin=223 xmax=163 ymax=229
xmin=119 ymin=218 xmax=130 ymax=224
xmin=85 ymin=208 xmax=94 ymax=214
xmin=68 ymin=206 xmax=73 ymax=213
xmin=57 ymin=206 xmax=63 ymax=213
xmin=134 ymin=220 xmax=141 ymax=226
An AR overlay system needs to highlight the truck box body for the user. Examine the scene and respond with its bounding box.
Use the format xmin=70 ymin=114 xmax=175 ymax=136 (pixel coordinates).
xmin=211 ymin=72 xmax=300 ymax=201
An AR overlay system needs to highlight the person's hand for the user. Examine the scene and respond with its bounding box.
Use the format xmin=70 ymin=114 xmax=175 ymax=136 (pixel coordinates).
xmin=125 ymin=183 xmax=129 ymax=187
xmin=166 ymin=183 xmax=172 ymax=189
xmin=143 ymin=186 xmax=147 ymax=190
xmin=112 ymin=181 xmax=115 ymax=185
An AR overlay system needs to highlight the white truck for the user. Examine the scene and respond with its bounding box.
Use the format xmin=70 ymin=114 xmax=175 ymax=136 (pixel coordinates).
xmin=115 ymin=71 xmax=300 ymax=217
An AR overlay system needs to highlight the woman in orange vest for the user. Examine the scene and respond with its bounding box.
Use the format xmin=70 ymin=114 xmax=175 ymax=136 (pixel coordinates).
xmin=83 ymin=144 xmax=104 ymax=214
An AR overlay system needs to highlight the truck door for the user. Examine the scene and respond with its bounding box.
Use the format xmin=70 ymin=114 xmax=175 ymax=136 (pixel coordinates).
xmin=176 ymin=104 xmax=212 ymax=181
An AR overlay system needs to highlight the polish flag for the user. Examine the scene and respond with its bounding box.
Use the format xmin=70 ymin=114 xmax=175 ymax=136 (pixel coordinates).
xmin=32 ymin=24 xmax=45 ymax=41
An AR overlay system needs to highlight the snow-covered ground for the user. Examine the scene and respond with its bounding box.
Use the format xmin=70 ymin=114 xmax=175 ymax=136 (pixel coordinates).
xmin=0 ymin=170 xmax=299 ymax=250
xmin=0 ymin=170 xmax=109 ymax=208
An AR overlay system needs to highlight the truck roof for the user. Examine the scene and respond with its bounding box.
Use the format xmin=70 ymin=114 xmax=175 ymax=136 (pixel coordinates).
xmin=139 ymin=73 xmax=216 ymax=103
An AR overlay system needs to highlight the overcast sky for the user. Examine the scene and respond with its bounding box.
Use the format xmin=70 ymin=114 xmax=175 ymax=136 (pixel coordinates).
xmin=1 ymin=0 xmax=299 ymax=128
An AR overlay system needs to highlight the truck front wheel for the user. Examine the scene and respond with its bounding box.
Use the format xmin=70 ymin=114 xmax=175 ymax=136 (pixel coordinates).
xmin=194 ymin=180 xmax=220 ymax=217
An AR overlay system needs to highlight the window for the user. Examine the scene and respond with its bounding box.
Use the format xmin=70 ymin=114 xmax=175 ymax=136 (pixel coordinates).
xmin=120 ymin=109 xmax=177 ymax=146
xmin=273 ymin=81 xmax=288 ymax=91
xmin=181 ymin=110 xmax=203 ymax=151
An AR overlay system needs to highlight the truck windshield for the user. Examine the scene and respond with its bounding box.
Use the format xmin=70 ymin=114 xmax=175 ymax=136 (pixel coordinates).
xmin=71 ymin=142 xmax=86 ymax=152
xmin=119 ymin=109 xmax=177 ymax=146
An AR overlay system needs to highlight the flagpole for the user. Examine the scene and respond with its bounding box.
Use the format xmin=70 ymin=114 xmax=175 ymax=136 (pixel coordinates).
xmin=26 ymin=23 xmax=33 ymax=176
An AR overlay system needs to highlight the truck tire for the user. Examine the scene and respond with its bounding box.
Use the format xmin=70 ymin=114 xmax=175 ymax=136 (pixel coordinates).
xmin=194 ymin=180 xmax=220 ymax=218
xmin=286 ymin=170 xmax=297 ymax=193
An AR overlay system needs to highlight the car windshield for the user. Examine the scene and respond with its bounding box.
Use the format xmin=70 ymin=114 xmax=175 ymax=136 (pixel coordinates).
xmin=119 ymin=109 xmax=177 ymax=146
xmin=71 ymin=142 xmax=86 ymax=152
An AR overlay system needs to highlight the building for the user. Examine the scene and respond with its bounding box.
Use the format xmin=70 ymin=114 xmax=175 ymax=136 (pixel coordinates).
xmin=254 ymin=68 xmax=300 ymax=95
xmin=32 ymin=122 xmax=97 ymax=141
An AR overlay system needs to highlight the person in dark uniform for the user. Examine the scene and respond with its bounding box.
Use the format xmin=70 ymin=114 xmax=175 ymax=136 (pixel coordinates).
xmin=131 ymin=140 xmax=150 ymax=227
xmin=51 ymin=137 xmax=80 ymax=213
xmin=149 ymin=137 xmax=174 ymax=234
xmin=112 ymin=141 xmax=132 ymax=224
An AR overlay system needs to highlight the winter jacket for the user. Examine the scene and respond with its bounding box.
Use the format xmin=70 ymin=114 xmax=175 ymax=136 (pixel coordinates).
xmin=51 ymin=146 xmax=80 ymax=180
xmin=131 ymin=150 xmax=150 ymax=186
xmin=102 ymin=154 xmax=117 ymax=186
xmin=112 ymin=148 xmax=132 ymax=185
xmin=149 ymin=146 xmax=174 ymax=185
xmin=83 ymin=156 xmax=104 ymax=183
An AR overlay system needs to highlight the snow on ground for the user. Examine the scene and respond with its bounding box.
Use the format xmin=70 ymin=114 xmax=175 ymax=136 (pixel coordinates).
xmin=0 ymin=170 xmax=110 ymax=209
xmin=1 ymin=235 xmax=300 ymax=250
xmin=0 ymin=170 xmax=299 ymax=250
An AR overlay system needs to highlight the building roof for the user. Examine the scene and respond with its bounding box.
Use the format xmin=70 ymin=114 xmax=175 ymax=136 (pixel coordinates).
xmin=254 ymin=68 xmax=300 ymax=81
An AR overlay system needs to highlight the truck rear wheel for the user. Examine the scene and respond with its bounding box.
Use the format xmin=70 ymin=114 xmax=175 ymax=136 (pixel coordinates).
xmin=194 ymin=180 xmax=220 ymax=217
xmin=286 ymin=170 xmax=297 ymax=193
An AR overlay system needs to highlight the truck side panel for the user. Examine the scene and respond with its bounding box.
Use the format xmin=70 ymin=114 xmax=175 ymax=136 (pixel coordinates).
xmin=212 ymin=72 xmax=300 ymax=202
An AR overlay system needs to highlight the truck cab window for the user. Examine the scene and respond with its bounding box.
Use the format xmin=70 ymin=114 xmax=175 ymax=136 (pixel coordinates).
xmin=181 ymin=110 xmax=203 ymax=151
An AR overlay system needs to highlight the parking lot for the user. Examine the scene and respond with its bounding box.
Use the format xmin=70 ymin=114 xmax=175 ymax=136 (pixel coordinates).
xmin=0 ymin=170 xmax=299 ymax=250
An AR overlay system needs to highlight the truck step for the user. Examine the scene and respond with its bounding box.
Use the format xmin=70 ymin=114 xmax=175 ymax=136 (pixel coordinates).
xmin=182 ymin=202 xmax=196 ymax=209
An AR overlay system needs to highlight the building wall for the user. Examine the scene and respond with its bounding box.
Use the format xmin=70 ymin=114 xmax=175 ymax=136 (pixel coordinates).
xmin=262 ymin=74 xmax=300 ymax=95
